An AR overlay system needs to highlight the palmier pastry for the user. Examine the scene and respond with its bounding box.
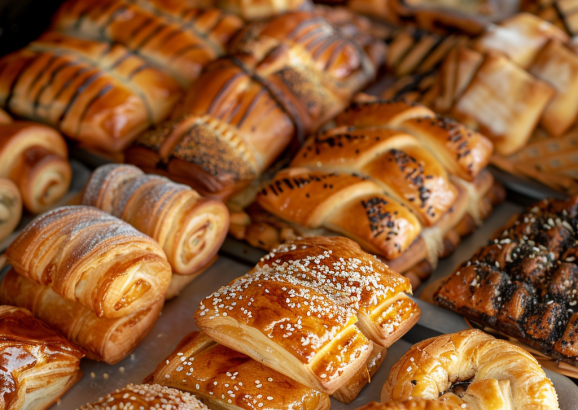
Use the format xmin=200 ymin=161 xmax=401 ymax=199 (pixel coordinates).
xmin=380 ymin=329 xmax=559 ymax=410
xmin=0 ymin=121 xmax=71 ymax=213
xmin=79 ymin=383 xmax=209 ymax=410
xmin=0 ymin=305 xmax=83 ymax=410
xmin=6 ymin=206 xmax=171 ymax=319
xmin=147 ymin=331 xmax=331 ymax=410
xmin=51 ymin=0 xmax=243 ymax=87
xmin=0 ymin=32 xmax=182 ymax=154
xmin=0 ymin=270 xmax=162 ymax=364
xmin=0 ymin=178 xmax=21 ymax=243
xmin=82 ymin=164 xmax=229 ymax=276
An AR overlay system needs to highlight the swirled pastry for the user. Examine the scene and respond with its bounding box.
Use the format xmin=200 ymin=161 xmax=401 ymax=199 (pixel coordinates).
xmin=0 ymin=270 xmax=162 ymax=364
xmin=0 ymin=305 xmax=83 ymax=410
xmin=380 ymin=329 xmax=559 ymax=410
xmin=82 ymin=164 xmax=229 ymax=276
xmin=6 ymin=206 xmax=171 ymax=319
xmin=0 ymin=121 xmax=71 ymax=213
xmin=79 ymin=383 xmax=209 ymax=410
xmin=147 ymin=331 xmax=330 ymax=410
xmin=0 ymin=179 xmax=21 ymax=243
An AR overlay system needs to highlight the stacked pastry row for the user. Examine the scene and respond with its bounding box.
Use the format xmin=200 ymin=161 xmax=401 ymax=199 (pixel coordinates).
xmin=230 ymin=99 xmax=504 ymax=287
xmin=434 ymin=196 xmax=578 ymax=369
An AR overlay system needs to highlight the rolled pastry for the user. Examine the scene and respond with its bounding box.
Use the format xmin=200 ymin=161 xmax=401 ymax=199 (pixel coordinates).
xmin=82 ymin=164 xmax=229 ymax=276
xmin=0 ymin=122 xmax=71 ymax=213
xmin=6 ymin=206 xmax=171 ymax=318
xmin=0 ymin=305 xmax=83 ymax=410
xmin=0 ymin=178 xmax=22 ymax=243
xmin=79 ymin=384 xmax=208 ymax=410
xmin=0 ymin=270 xmax=163 ymax=364
xmin=147 ymin=331 xmax=331 ymax=410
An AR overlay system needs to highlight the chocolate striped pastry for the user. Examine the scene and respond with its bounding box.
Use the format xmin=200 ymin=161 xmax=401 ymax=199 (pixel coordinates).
xmin=0 ymin=305 xmax=83 ymax=410
xmin=147 ymin=331 xmax=331 ymax=410
xmin=0 ymin=32 xmax=183 ymax=154
xmin=51 ymin=0 xmax=244 ymax=87
xmin=0 ymin=178 xmax=21 ymax=243
xmin=0 ymin=121 xmax=71 ymax=213
xmin=0 ymin=270 xmax=162 ymax=364
xmin=82 ymin=164 xmax=229 ymax=276
xmin=434 ymin=196 xmax=578 ymax=368
xmin=125 ymin=11 xmax=381 ymax=199
xmin=6 ymin=206 xmax=171 ymax=319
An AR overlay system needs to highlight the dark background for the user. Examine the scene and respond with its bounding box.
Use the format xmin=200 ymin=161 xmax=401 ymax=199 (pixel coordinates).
xmin=0 ymin=0 xmax=65 ymax=56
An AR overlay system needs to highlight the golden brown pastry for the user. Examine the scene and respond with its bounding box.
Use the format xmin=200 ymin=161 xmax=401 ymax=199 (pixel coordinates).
xmin=0 ymin=269 xmax=162 ymax=364
xmin=0 ymin=305 xmax=83 ymax=410
xmin=79 ymin=383 xmax=209 ymax=410
xmin=0 ymin=122 xmax=71 ymax=213
xmin=380 ymin=329 xmax=559 ymax=410
xmin=0 ymin=108 xmax=11 ymax=124
xmin=0 ymin=178 xmax=21 ymax=243
xmin=216 ymin=0 xmax=312 ymax=20
xmin=521 ymin=0 xmax=578 ymax=37
xmin=82 ymin=164 xmax=229 ymax=276
xmin=6 ymin=205 xmax=171 ymax=319
xmin=51 ymin=0 xmax=244 ymax=87
xmin=0 ymin=32 xmax=183 ymax=154
xmin=147 ymin=331 xmax=331 ymax=410
xmin=356 ymin=399 xmax=468 ymax=410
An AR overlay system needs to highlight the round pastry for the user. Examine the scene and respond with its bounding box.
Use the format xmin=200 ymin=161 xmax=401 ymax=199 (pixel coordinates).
xmin=0 ymin=178 xmax=22 ymax=243
xmin=381 ymin=329 xmax=559 ymax=410
xmin=79 ymin=383 xmax=209 ymax=409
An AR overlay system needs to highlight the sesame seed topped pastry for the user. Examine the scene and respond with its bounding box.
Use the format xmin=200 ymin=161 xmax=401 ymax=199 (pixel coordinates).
xmin=79 ymin=383 xmax=208 ymax=410
xmin=147 ymin=331 xmax=330 ymax=410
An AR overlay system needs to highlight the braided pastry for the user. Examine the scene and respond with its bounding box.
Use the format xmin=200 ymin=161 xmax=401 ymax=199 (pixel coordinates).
xmin=80 ymin=384 xmax=208 ymax=410
xmin=380 ymin=329 xmax=559 ymax=410
xmin=6 ymin=206 xmax=171 ymax=319
xmin=0 ymin=121 xmax=71 ymax=213
xmin=0 ymin=305 xmax=83 ymax=410
xmin=82 ymin=164 xmax=229 ymax=276
xmin=0 ymin=179 xmax=21 ymax=243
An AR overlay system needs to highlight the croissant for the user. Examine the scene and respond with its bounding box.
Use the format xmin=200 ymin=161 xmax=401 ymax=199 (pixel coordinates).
xmin=0 ymin=269 xmax=163 ymax=364
xmin=6 ymin=206 xmax=171 ymax=319
xmin=0 ymin=32 xmax=183 ymax=154
xmin=0 ymin=305 xmax=83 ymax=410
xmin=0 ymin=121 xmax=71 ymax=213
xmin=51 ymin=0 xmax=243 ymax=87
xmin=0 ymin=178 xmax=22 ymax=243
xmin=79 ymin=384 xmax=209 ymax=410
xmin=82 ymin=164 xmax=229 ymax=276
xmin=147 ymin=331 xmax=331 ymax=410
xmin=380 ymin=329 xmax=559 ymax=410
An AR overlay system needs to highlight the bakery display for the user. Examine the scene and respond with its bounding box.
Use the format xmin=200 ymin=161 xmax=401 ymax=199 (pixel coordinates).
xmin=0 ymin=269 xmax=163 ymax=364
xmin=79 ymin=383 xmax=209 ymax=410
xmin=126 ymin=11 xmax=383 ymax=199
xmin=0 ymin=305 xmax=83 ymax=410
xmin=0 ymin=120 xmax=72 ymax=213
xmin=6 ymin=205 xmax=171 ymax=318
xmin=81 ymin=164 xmax=229 ymax=277
xmin=147 ymin=331 xmax=331 ymax=410
xmin=434 ymin=196 xmax=578 ymax=370
xmin=0 ymin=32 xmax=183 ymax=154
xmin=0 ymin=178 xmax=22 ymax=243
xmin=379 ymin=329 xmax=559 ymax=409
xmin=51 ymin=0 xmax=244 ymax=87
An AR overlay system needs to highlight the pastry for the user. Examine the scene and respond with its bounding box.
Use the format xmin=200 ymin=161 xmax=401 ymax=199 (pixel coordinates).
xmin=434 ymin=196 xmax=578 ymax=368
xmin=356 ymin=399 xmax=464 ymax=409
xmin=0 ymin=305 xmax=83 ymax=410
xmin=51 ymin=0 xmax=244 ymax=86
xmin=521 ymin=0 xmax=578 ymax=37
xmin=0 ymin=178 xmax=21 ymax=243
xmin=215 ymin=0 xmax=312 ymax=20
xmin=380 ymin=329 xmax=559 ymax=409
xmin=147 ymin=331 xmax=331 ymax=410
xmin=82 ymin=164 xmax=229 ymax=276
xmin=0 ymin=121 xmax=71 ymax=213
xmin=79 ymin=383 xmax=208 ymax=410
xmin=0 ymin=269 xmax=163 ymax=364
xmin=0 ymin=108 xmax=11 ymax=124
xmin=0 ymin=32 xmax=183 ymax=154
xmin=6 ymin=205 xmax=171 ymax=319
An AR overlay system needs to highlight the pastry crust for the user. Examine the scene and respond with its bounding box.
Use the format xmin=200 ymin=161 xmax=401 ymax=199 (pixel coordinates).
xmin=0 ymin=305 xmax=83 ymax=410
xmin=6 ymin=205 xmax=171 ymax=319
xmin=148 ymin=331 xmax=330 ymax=410
xmin=82 ymin=164 xmax=229 ymax=275
xmin=0 ymin=178 xmax=21 ymax=243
